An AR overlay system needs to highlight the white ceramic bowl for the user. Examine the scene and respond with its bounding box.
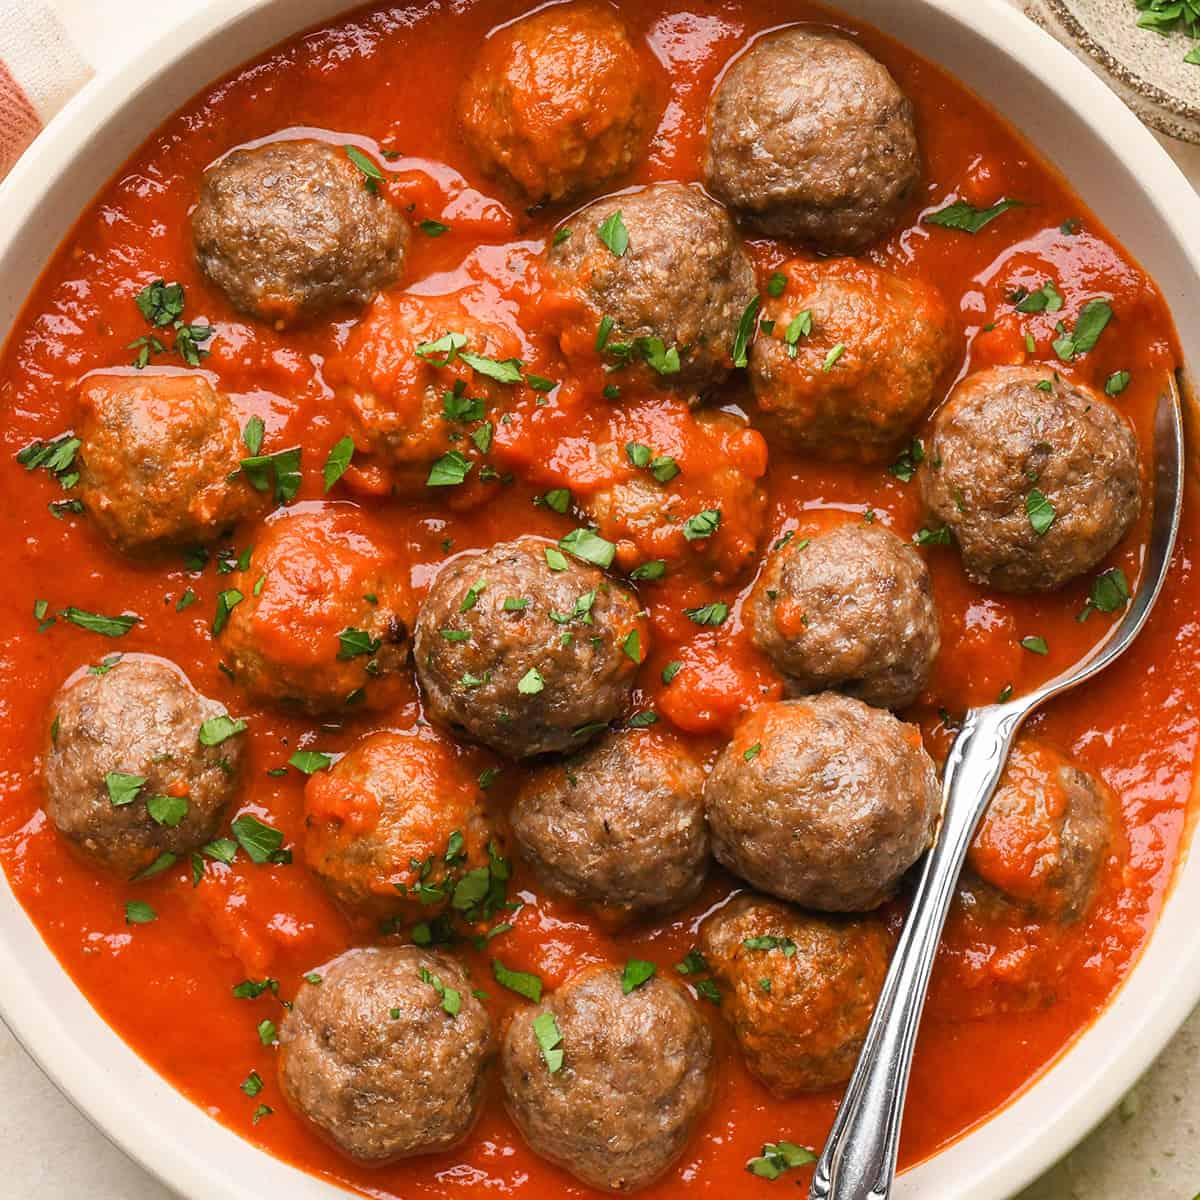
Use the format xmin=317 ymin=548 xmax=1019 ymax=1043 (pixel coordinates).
xmin=0 ymin=2 xmax=1198 ymax=1198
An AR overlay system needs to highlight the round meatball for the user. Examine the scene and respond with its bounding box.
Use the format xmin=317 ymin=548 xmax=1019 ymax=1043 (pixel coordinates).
xmin=963 ymin=738 xmax=1113 ymax=924
xmin=546 ymin=183 xmax=755 ymax=395
xmin=700 ymin=894 xmax=892 ymax=1094
xmin=414 ymin=536 xmax=648 ymax=758
xmin=458 ymin=2 xmax=654 ymax=204
xmin=748 ymin=521 xmax=940 ymax=709
xmin=920 ymin=366 xmax=1142 ymax=592
xmin=511 ymin=730 xmax=708 ymax=921
xmin=303 ymin=727 xmax=495 ymax=920
xmin=44 ymin=655 xmax=244 ymax=877
xmin=705 ymin=695 xmax=939 ymax=911
xmin=705 ymin=29 xmax=920 ymax=251
xmin=279 ymin=946 xmax=492 ymax=1163
xmin=748 ymin=258 xmax=956 ymax=461
xmin=192 ymin=138 xmax=409 ymax=327
xmin=76 ymin=372 xmax=263 ymax=554
xmin=502 ymin=964 xmax=714 ymax=1191
xmin=218 ymin=505 xmax=414 ymax=714
xmin=326 ymin=290 xmax=524 ymax=497
xmin=574 ymin=402 xmax=769 ymax=584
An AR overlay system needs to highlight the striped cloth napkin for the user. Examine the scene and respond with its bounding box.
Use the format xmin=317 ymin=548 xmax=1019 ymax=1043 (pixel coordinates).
xmin=0 ymin=1 xmax=91 ymax=179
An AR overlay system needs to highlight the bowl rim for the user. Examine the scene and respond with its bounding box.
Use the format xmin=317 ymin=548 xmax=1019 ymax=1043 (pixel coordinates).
xmin=0 ymin=1 xmax=1198 ymax=1199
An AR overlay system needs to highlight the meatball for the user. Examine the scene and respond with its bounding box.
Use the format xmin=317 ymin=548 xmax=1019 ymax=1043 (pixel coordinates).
xmin=705 ymin=695 xmax=940 ymax=911
xmin=748 ymin=258 xmax=956 ymax=461
xmin=192 ymin=138 xmax=409 ymax=327
xmin=920 ymin=366 xmax=1142 ymax=592
xmin=76 ymin=372 xmax=262 ymax=554
xmin=704 ymin=29 xmax=920 ymax=251
xmin=511 ymin=730 xmax=708 ymax=921
xmin=748 ymin=521 xmax=940 ymax=709
xmin=279 ymin=946 xmax=492 ymax=1163
xmin=217 ymin=505 xmax=414 ymax=714
xmin=414 ymin=536 xmax=648 ymax=758
xmin=700 ymin=894 xmax=891 ymax=1094
xmin=575 ymin=402 xmax=768 ymax=584
xmin=458 ymin=2 xmax=654 ymax=204
xmin=963 ymin=738 xmax=1113 ymax=924
xmin=546 ymin=183 xmax=755 ymax=395
xmin=44 ymin=655 xmax=244 ymax=877
xmin=325 ymin=290 xmax=524 ymax=496
xmin=304 ymin=727 xmax=494 ymax=920
xmin=502 ymin=964 xmax=714 ymax=1191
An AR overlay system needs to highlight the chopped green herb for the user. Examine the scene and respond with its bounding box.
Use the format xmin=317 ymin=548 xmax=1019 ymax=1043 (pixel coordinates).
xmin=338 ymin=627 xmax=381 ymax=660
xmin=304 ymin=972 xmax=323 ymax=985
xmin=543 ymin=487 xmax=571 ymax=514
xmin=684 ymin=601 xmax=729 ymax=626
xmin=135 ymin=279 xmax=186 ymax=327
xmin=344 ymin=144 xmax=384 ymax=191
xmin=212 ymin=589 xmax=243 ymax=637
xmin=232 ymin=814 xmax=286 ymax=863
xmin=419 ymin=965 xmax=463 ymax=1017
xmin=694 ymin=979 xmax=721 ymax=1005
xmin=240 ymin=1071 xmax=264 ymax=1098
xmin=231 ymin=977 xmax=279 ymax=1000
xmin=199 ymin=715 xmax=247 ymax=746
xmin=1026 ymin=488 xmax=1056 ymax=536
xmin=492 ymin=959 xmax=543 ymax=1002
xmin=427 ymin=450 xmax=474 ymax=487
xmin=202 ymin=838 xmax=239 ymax=865
xmin=628 ymin=710 xmax=658 ymax=728
xmin=743 ymin=935 xmax=797 ymax=956
xmin=323 ymin=436 xmax=355 ymax=492
xmin=1013 ymin=279 xmax=1064 ymax=314
xmin=636 ymin=336 xmax=681 ymax=376
xmin=105 ymin=773 xmax=146 ymax=808
xmin=924 ymin=197 xmax=1022 ymax=233
xmin=596 ymin=210 xmax=629 ymax=256
xmin=242 ymin=416 xmax=265 ymax=457
xmin=621 ymin=630 xmax=642 ymax=663
xmin=746 ymin=1141 xmax=816 ymax=1180
xmin=124 ymin=900 xmax=157 ymax=925
xmin=661 ymin=660 xmax=682 ymax=684
xmin=147 ymin=794 xmax=188 ymax=828
xmin=420 ymin=219 xmax=450 ymax=237
xmin=683 ymin=509 xmax=721 ymax=542
xmin=732 ymin=296 xmax=761 ymax=368
xmin=743 ymin=744 xmax=761 ymax=763
xmin=257 ymin=1018 xmax=277 ymax=1046
xmin=650 ymin=455 xmax=679 ymax=483
xmin=767 ymin=271 xmax=787 ymax=298
xmin=131 ymin=852 xmax=178 ymax=882
xmin=532 ymin=1010 xmax=564 ymax=1072
xmin=1079 ymin=567 xmax=1132 ymax=621
xmin=676 ymin=949 xmax=708 ymax=976
xmin=240 ymin=447 xmax=302 ymax=504
xmin=621 ymin=959 xmax=656 ymax=994
xmin=460 ymin=352 xmax=523 ymax=384
xmin=552 ymin=227 xmax=572 ymax=246
xmin=630 ymin=560 xmax=666 ymax=581
xmin=914 ymin=526 xmax=952 ymax=547
xmin=517 ymin=667 xmax=545 ymax=695
xmin=559 ymin=527 xmax=616 ymax=569
xmin=1052 ymin=298 xmax=1114 ymax=361
xmin=176 ymin=588 xmax=197 ymax=612
xmin=784 ymin=310 xmax=813 ymax=356
xmin=595 ymin=315 xmax=615 ymax=352
xmin=889 ymin=438 xmax=925 ymax=483
xmin=625 ymin=442 xmax=652 ymax=468
xmin=1020 ymin=635 xmax=1049 ymax=656
xmin=1105 ymin=370 xmax=1131 ymax=396
xmin=822 ymin=343 xmax=846 ymax=372
xmin=62 ymin=608 xmax=138 ymax=637
xmin=289 ymin=750 xmax=333 ymax=775
xmin=544 ymin=546 xmax=569 ymax=572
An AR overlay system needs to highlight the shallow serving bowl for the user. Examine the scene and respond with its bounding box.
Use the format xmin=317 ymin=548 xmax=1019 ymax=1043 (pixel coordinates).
xmin=0 ymin=1 xmax=1198 ymax=1197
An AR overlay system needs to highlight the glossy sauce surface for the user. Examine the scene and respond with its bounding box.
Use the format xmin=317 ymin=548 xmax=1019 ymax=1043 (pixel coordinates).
xmin=0 ymin=1 xmax=1194 ymax=1196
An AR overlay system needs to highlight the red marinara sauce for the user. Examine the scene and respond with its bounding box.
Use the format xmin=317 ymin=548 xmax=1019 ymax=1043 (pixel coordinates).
xmin=0 ymin=0 xmax=1195 ymax=1196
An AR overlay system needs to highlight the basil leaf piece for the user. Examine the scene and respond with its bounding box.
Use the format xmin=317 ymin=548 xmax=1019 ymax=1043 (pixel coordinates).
xmin=596 ymin=210 xmax=629 ymax=256
xmin=231 ymin=814 xmax=285 ymax=863
xmin=62 ymin=608 xmax=138 ymax=637
xmin=924 ymin=197 xmax=1022 ymax=233
xmin=492 ymin=959 xmax=543 ymax=1002
xmin=559 ymin=528 xmax=616 ymax=569
xmin=323 ymin=436 xmax=355 ymax=492
xmin=621 ymin=959 xmax=656 ymax=994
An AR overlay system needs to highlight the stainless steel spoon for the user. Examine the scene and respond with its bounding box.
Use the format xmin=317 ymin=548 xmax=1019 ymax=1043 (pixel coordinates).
xmin=810 ymin=375 xmax=1186 ymax=1200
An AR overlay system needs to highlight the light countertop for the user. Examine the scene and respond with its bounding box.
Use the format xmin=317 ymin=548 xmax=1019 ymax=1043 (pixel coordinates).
xmin=2 ymin=1 xmax=1198 ymax=1197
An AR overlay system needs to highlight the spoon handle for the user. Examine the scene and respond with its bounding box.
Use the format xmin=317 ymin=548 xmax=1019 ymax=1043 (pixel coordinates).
xmin=809 ymin=701 xmax=1027 ymax=1200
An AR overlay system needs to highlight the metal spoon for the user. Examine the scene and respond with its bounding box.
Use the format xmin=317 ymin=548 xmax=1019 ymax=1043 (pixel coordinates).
xmin=810 ymin=375 xmax=1186 ymax=1200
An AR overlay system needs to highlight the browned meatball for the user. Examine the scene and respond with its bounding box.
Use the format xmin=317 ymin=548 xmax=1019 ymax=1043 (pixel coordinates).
xmin=920 ymin=366 xmax=1142 ymax=592
xmin=546 ymin=183 xmax=755 ymax=395
xmin=44 ymin=655 xmax=244 ymax=877
xmin=705 ymin=29 xmax=920 ymax=252
xmin=705 ymin=695 xmax=940 ymax=911
xmin=458 ymin=2 xmax=655 ymax=204
xmin=511 ymin=730 xmax=708 ymax=921
xmin=748 ymin=521 xmax=940 ymax=710
xmin=501 ymin=964 xmax=714 ymax=1191
xmin=76 ymin=372 xmax=262 ymax=554
xmin=748 ymin=258 xmax=956 ymax=461
xmin=192 ymin=139 xmax=409 ymax=327
xmin=279 ymin=946 xmax=492 ymax=1164
xmin=414 ymin=536 xmax=648 ymax=758
xmin=217 ymin=505 xmax=414 ymax=715
xmin=699 ymin=894 xmax=891 ymax=1094
xmin=303 ymin=727 xmax=494 ymax=920
xmin=962 ymin=738 xmax=1113 ymax=924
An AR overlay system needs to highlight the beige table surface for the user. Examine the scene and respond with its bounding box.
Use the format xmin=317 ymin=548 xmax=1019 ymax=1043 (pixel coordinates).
xmin=2 ymin=1 xmax=1198 ymax=1197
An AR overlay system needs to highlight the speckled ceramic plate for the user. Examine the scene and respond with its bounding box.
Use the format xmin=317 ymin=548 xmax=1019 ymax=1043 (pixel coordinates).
xmin=1027 ymin=0 xmax=1200 ymax=142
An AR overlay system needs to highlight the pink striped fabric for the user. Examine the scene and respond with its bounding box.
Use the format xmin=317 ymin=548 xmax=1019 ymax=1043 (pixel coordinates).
xmin=0 ymin=1 xmax=91 ymax=180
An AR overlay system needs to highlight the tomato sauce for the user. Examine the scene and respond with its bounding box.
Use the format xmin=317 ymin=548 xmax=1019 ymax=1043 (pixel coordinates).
xmin=0 ymin=0 xmax=1194 ymax=1196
